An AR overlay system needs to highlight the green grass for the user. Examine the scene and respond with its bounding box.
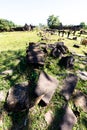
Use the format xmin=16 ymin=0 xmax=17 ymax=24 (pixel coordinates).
xmin=0 ymin=30 xmax=87 ymax=130
xmin=0 ymin=31 xmax=40 ymax=51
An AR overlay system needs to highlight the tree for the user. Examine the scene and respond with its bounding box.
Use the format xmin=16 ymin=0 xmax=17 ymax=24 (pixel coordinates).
xmin=0 ymin=19 xmax=16 ymax=31
xmin=80 ymin=22 xmax=86 ymax=28
xmin=47 ymin=15 xmax=61 ymax=29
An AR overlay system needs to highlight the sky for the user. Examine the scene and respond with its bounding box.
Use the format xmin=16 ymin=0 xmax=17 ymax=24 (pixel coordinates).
xmin=0 ymin=0 xmax=87 ymax=26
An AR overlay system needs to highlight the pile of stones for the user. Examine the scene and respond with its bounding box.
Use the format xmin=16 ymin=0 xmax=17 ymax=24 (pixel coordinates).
xmin=4 ymin=42 xmax=86 ymax=130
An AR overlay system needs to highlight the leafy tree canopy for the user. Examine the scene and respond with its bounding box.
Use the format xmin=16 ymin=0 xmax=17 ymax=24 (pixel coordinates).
xmin=80 ymin=22 xmax=86 ymax=28
xmin=0 ymin=18 xmax=16 ymax=31
xmin=47 ymin=15 xmax=61 ymax=29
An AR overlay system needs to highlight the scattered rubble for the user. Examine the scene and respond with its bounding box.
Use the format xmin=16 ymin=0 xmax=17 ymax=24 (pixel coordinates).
xmin=1 ymin=41 xmax=87 ymax=129
xmin=77 ymin=70 xmax=87 ymax=81
xmin=50 ymin=42 xmax=69 ymax=58
xmin=73 ymin=36 xmax=77 ymax=40
xmin=73 ymin=44 xmax=80 ymax=48
xmin=60 ymin=105 xmax=77 ymax=130
xmin=5 ymin=82 xmax=29 ymax=112
xmin=35 ymin=71 xmax=58 ymax=104
xmin=61 ymin=73 xmax=78 ymax=100
xmin=73 ymin=90 xmax=87 ymax=112
xmin=59 ymin=56 xmax=75 ymax=69
xmin=26 ymin=42 xmax=45 ymax=66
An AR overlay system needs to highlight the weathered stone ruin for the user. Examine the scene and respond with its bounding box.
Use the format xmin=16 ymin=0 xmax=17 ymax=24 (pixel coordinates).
xmin=73 ymin=44 xmax=80 ymax=48
xmin=50 ymin=42 xmax=69 ymax=58
xmin=72 ymin=36 xmax=77 ymax=40
xmin=73 ymin=90 xmax=87 ymax=112
xmin=26 ymin=42 xmax=69 ymax=64
xmin=26 ymin=42 xmax=45 ymax=66
xmin=59 ymin=55 xmax=75 ymax=69
xmin=5 ymin=82 xmax=29 ymax=112
xmin=77 ymin=70 xmax=87 ymax=81
xmin=59 ymin=105 xmax=77 ymax=130
xmin=35 ymin=71 xmax=58 ymax=104
xmin=61 ymin=74 xmax=78 ymax=100
xmin=4 ymin=41 xmax=86 ymax=130
xmin=81 ymin=38 xmax=87 ymax=46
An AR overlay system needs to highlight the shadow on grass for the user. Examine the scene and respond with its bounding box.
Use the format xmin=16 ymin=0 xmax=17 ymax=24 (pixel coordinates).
xmin=1 ymin=49 xmax=87 ymax=130
xmin=4 ymin=67 xmax=40 ymax=130
xmin=8 ymin=110 xmax=29 ymax=130
xmin=81 ymin=116 xmax=87 ymax=128
xmin=5 ymin=65 xmax=41 ymax=130
xmin=0 ymin=49 xmax=43 ymax=130
xmin=0 ymin=50 xmax=24 ymax=71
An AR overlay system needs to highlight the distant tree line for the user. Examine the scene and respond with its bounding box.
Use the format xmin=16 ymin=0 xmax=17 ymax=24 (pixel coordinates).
xmin=0 ymin=18 xmax=35 ymax=32
xmin=0 ymin=17 xmax=87 ymax=32
xmin=47 ymin=15 xmax=87 ymax=30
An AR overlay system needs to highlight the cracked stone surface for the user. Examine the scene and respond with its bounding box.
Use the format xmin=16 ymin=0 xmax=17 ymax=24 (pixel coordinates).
xmin=5 ymin=82 xmax=29 ymax=112
xmin=26 ymin=43 xmax=45 ymax=65
xmin=73 ymin=90 xmax=87 ymax=112
xmin=61 ymin=73 xmax=78 ymax=100
xmin=60 ymin=105 xmax=77 ymax=130
xmin=35 ymin=71 xmax=58 ymax=104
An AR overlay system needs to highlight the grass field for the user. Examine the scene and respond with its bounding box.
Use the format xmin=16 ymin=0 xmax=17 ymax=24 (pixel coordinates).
xmin=0 ymin=30 xmax=87 ymax=130
xmin=0 ymin=31 xmax=40 ymax=51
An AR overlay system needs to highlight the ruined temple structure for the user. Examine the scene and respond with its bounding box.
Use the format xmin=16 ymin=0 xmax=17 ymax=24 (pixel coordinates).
xmin=26 ymin=42 xmax=45 ymax=66
xmin=11 ymin=24 xmax=35 ymax=32
xmin=59 ymin=55 xmax=75 ymax=69
xmin=50 ymin=42 xmax=69 ymax=58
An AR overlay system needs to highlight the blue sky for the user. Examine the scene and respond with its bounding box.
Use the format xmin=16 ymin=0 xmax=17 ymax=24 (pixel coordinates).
xmin=0 ymin=0 xmax=87 ymax=25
